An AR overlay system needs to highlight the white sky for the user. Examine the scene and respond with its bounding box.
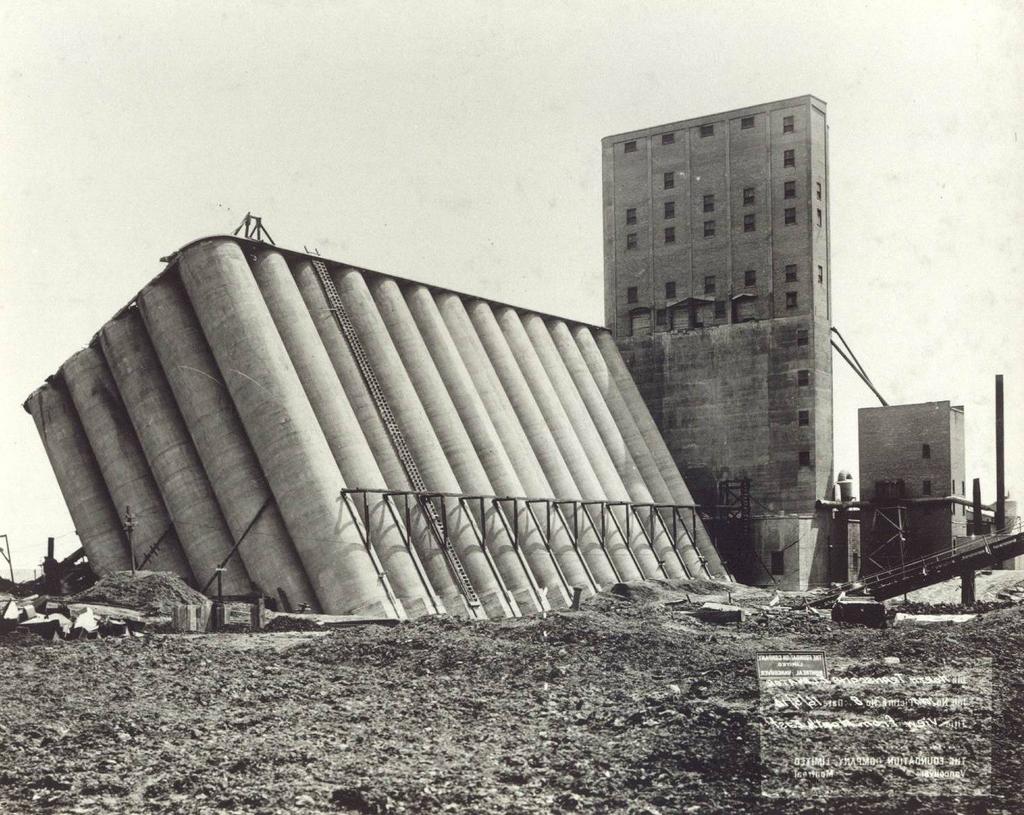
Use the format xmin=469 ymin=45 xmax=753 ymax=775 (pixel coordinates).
xmin=2 ymin=0 xmax=1021 ymax=573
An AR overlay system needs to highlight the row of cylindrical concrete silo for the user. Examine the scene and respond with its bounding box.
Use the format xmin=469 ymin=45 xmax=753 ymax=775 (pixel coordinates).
xmin=25 ymin=236 xmax=728 ymax=620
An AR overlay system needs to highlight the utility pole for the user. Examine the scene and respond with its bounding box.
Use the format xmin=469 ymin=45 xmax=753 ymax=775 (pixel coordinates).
xmin=0 ymin=534 xmax=13 ymax=583
xmin=123 ymin=506 xmax=136 ymax=575
xmin=995 ymin=375 xmax=1006 ymax=531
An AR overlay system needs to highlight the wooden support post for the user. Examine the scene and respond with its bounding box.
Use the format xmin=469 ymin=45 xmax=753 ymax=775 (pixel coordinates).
xmin=961 ymin=568 xmax=976 ymax=607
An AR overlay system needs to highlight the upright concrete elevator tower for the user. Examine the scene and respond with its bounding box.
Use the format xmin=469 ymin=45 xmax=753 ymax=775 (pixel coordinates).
xmin=603 ymin=96 xmax=834 ymax=587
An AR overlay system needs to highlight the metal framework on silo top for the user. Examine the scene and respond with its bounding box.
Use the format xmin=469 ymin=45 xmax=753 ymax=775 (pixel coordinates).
xmin=24 ymin=231 xmax=731 ymax=619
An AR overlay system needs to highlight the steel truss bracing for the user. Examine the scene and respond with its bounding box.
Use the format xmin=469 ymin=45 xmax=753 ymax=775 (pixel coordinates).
xmin=340 ymin=487 xmax=706 ymax=591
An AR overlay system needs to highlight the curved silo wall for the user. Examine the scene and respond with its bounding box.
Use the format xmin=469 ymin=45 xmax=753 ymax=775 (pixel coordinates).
xmin=24 ymin=382 xmax=131 ymax=575
xmin=178 ymin=240 xmax=402 ymax=618
xmin=547 ymin=320 xmax=693 ymax=578
xmin=373 ymin=277 xmax=550 ymax=614
xmin=290 ymin=258 xmax=470 ymax=618
xmin=136 ymin=275 xmax=320 ymax=611
xmin=250 ymin=249 xmax=440 ymax=619
xmin=594 ymin=331 xmax=729 ymax=579
xmin=521 ymin=314 xmax=668 ymax=580
xmin=332 ymin=267 xmax=517 ymax=619
xmin=61 ymin=346 xmax=194 ymax=580
xmin=406 ymin=284 xmax=573 ymax=608
xmin=492 ymin=306 xmax=645 ymax=583
xmin=98 ymin=308 xmax=253 ymax=595
xmin=436 ymin=292 xmax=597 ymax=595
xmin=465 ymin=300 xmax=620 ymax=587
xmin=569 ymin=325 xmax=705 ymax=578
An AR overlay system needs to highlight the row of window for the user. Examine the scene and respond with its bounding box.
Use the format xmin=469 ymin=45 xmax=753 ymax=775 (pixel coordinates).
xmin=632 ymin=285 xmax=806 ymax=314
xmin=631 ymin=265 xmax=823 ymax=301
xmin=658 ymin=152 xmax=799 ymax=190
xmin=625 ymin=208 xmax=820 ymax=246
xmin=627 ymin=182 xmax=822 ymax=227
xmin=623 ymin=115 xmax=798 ymax=153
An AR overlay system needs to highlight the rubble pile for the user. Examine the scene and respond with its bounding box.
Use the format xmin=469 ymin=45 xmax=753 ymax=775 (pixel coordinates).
xmin=71 ymin=571 xmax=209 ymax=615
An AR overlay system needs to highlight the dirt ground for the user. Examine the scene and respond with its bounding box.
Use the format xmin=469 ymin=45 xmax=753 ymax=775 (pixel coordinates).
xmin=1 ymin=581 xmax=1021 ymax=815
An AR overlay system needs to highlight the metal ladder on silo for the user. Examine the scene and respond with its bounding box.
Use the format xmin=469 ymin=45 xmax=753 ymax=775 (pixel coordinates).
xmin=310 ymin=258 xmax=481 ymax=608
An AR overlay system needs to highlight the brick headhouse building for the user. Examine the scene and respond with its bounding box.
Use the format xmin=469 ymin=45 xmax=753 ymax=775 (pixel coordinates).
xmin=603 ymin=95 xmax=834 ymax=587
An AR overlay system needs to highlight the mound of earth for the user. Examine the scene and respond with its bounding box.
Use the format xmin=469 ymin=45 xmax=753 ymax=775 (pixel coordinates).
xmin=71 ymin=570 xmax=209 ymax=614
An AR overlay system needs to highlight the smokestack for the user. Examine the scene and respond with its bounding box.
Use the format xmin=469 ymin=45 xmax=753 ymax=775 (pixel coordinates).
xmin=996 ymin=375 xmax=1006 ymax=530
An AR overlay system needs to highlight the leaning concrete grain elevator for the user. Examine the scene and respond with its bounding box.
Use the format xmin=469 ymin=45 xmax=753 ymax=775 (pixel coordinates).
xmin=25 ymin=234 xmax=728 ymax=618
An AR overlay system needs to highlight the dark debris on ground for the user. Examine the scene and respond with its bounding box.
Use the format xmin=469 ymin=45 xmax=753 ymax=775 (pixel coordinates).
xmin=0 ymin=579 xmax=1021 ymax=815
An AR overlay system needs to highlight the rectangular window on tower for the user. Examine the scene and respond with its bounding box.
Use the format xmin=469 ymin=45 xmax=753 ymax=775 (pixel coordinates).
xmin=786 ymin=292 xmax=798 ymax=309
xmin=799 ymin=450 xmax=811 ymax=467
xmin=744 ymin=269 xmax=756 ymax=287
xmin=922 ymin=444 xmax=931 ymax=459
xmin=700 ymin=124 xmax=714 ymax=137
xmin=798 ymin=369 xmax=810 ymax=386
xmin=783 ymin=149 xmax=795 ymax=167
xmin=783 ymin=115 xmax=794 ymax=133
xmin=661 ymin=132 xmax=675 ymax=145
xmin=664 ymin=227 xmax=676 ymax=244
xmin=626 ymin=233 xmax=638 ymax=250
xmin=704 ymin=276 xmax=716 ymax=294
xmin=816 ymin=181 xmax=822 ymax=200
xmin=923 ymin=480 xmax=932 ymax=496
xmin=784 ymin=180 xmax=796 ymax=199
xmin=741 ymin=115 xmax=755 ymax=129
xmin=817 ymin=209 xmax=823 ymax=227
xmin=703 ymin=220 xmax=715 ymax=238
xmin=664 ymin=201 xmax=675 ymax=219
xmin=818 ymin=265 xmax=824 ymax=283
xmin=626 ymin=208 xmax=637 ymax=225
xmin=655 ymin=308 xmax=666 ymax=326
xmin=664 ymin=172 xmax=675 ymax=189
xmin=798 ymin=410 xmax=810 ymax=426
xmin=665 ymin=281 xmax=676 ymax=299
xmin=703 ymin=194 xmax=715 ymax=212
xmin=626 ymin=286 xmax=638 ymax=303
xmin=624 ymin=140 xmax=637 ymax=153
xmin=785 ymin=208 xmax=797 ymax=225
xmin=743 ymin=187 xmax=755 ymax=205
xmin=796 ymin=329 xmax=809 ymax=346
xmin=785 ymin=264 xmax=798 ymax=282
xmin=744 ymin=213 xmax=756 ymax=232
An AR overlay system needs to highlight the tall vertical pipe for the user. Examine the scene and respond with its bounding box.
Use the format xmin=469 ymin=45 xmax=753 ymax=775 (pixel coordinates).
xmin=331 ymin=266 xmax=516 ymax=619
xmin=61 ymin=347 xmax=194 ymax=581
xmin=137 ymin=276 xmax=319 ymax=611
xmin=495 ymin=307 xmax=644 ymax=582
xmin=177 ymin=239 xmax=401 ymax=618
xmin=972 ymin=478 xmax=983 ymax=535
xmin=547 ymin=320 xmax=695 ymax=577
xmin=291 ymin=259 xmax=471 ymax=618
xmin=593 ymin=330 xmax=729 ymax=579
xmin=403 ymin=283 xmax=571 ymax=608
xmin=24 ymin=382 xmax=131 ymax=575
xmin=522 ymin=314 xmax=669 ymax=579
xmin=99 ymin=309 xmax=253 ymax=594
xmin=436 ymin=293 xmax=596 ymax=593
xmin=250 ymin=250 xmax=439 ymax=618
xmin=467 ymin=301 xmax=620 ymax=586
xmin=996 ymin=375 xmax=1006 ymax=531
